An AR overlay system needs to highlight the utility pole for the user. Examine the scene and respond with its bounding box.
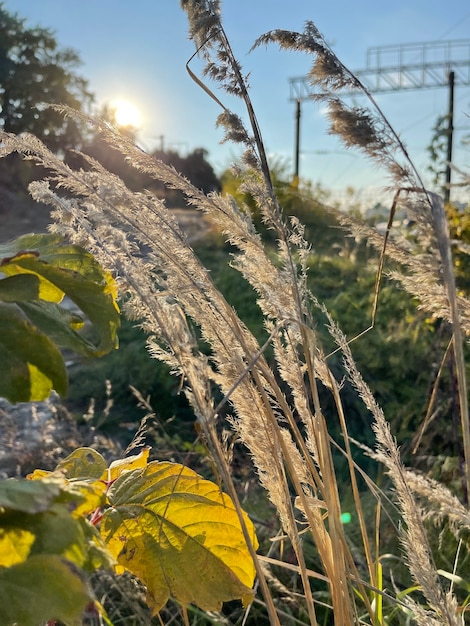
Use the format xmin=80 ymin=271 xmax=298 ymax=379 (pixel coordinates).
xmin=289 ymin=39 xmax=470 ymax=201
xmin=294 ymin=99 xmax=301 ymax=185
xmin=445 ymin=70 xmax=455 ymax=204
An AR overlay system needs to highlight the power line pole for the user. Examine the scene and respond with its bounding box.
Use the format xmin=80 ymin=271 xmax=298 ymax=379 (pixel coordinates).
xmin=294 ymin=99 xmax=301 ymax=184
xmin=289 ymin=39 xmax=470 ymax=201
xmin=445 ymin=70 xmax=455 ymax=204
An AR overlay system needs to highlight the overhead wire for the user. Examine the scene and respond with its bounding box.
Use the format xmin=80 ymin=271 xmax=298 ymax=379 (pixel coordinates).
xmin=436 ymin=11 xmax=470 ymax=40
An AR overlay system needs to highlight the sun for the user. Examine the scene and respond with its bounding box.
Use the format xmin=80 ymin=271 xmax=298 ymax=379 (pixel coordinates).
xmin=113 ymin=99 xmax=141 ymax=128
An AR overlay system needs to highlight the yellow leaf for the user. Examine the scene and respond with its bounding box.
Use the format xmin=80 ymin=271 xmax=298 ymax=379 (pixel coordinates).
xmin=27 ymin=362 xmax=53 ymax=400
xmin=1 ymin=258 xmax=65 ymax=302
xmin=27 ymin=469 xmax=51 ymax=480
xmin=103 ymin=447 xmax=150 ymax=483
xmin=66 ymin=480 xmax=107 ymax=518
xmin=101 ymin=461 xmax=257 ymax=613
xmin=27 ymin=466 xmax=106 ymax=519
xmin=0 ymin=528 xmax=35 ymax=566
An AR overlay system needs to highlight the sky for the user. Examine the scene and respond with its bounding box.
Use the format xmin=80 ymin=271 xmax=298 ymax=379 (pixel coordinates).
xmin=4 ymin=1 xmax=470 ymax=207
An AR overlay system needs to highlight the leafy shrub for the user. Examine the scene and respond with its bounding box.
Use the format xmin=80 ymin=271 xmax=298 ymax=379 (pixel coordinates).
xmin=0 ymin=233 xmax=119 ymax=402
xmin=0 ymin=448 xmax=257 ymax=625
xmin=1 ymin=2 xmax=470 ymax=625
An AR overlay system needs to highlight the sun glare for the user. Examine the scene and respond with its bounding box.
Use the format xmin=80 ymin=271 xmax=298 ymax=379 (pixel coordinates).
xmin=113 ymin=99 xmax=141 ymax=128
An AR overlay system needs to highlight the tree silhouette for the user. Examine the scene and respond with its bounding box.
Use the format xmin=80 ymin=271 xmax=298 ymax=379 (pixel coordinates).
xmin=0 ymin=3 xmax=92 ymax=151
xmin=151 ymin=147 xmax=221 ymax=206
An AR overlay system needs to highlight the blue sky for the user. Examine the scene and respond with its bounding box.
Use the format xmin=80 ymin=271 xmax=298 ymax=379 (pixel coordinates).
xmin=4 ymin=1 xmax=470 ymax=204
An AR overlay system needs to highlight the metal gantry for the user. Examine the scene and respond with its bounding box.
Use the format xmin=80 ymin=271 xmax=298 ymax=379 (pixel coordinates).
xmin=289 ymin=39 xmax=470 ymax=201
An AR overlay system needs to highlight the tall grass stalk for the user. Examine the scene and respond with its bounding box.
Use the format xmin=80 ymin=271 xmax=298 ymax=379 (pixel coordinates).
xmin=1 ymin=2 xmax=469 ymax=624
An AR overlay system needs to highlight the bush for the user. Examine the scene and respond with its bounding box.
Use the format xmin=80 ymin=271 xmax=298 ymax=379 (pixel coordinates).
xmin=1 ymin=3 xmax=470 ymax=625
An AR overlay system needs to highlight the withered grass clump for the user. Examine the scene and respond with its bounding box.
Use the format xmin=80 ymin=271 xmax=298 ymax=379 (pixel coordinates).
xmin=1 ymin=1 xmax=469 ymax=624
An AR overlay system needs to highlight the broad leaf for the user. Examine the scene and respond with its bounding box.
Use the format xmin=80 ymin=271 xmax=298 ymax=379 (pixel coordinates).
xmin=0 ymin=528 xmax=35 ymax=566
xmin=18 ymin=300 xmax=101 ymax=356
xmin=56 ymin=448 xmax=108 ymax=480
xmin=0 ymin=554 xmax=90 ymax=626
xmin=1 ymin=479 xmax=92 ymax=569
xmin=0 ymin=233 xmax=120 ymax=355
xmin=106 ymin=447 xmax=150 ymax=482
xmin=0 ymin=233 xmax=120 ymax=402
xmin=25 ymin=508 xmax=89 ymax=567
xmin=0 ymin=233 xmax=114 ymax=293
xmin=0 ymin=476 xmax=62 ymax=513
xmin=0 ymin=274 xmax=39 ymax=302
xmin=60 ymin=480 xmax=107 ymax=520
xmin=1 ymin=475 xmax=112 ymax=572
xmin=29 ymin=450 xmax=108 ymax=519
xmin=0 ymin=302 xmax=67 ymax=401
xmin=101 ymin=461 xmax=257 ymax=613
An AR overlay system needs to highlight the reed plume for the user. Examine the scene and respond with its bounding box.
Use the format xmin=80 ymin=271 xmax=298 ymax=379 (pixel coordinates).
xmin=0 ymin=3 xmax=468 ymax=624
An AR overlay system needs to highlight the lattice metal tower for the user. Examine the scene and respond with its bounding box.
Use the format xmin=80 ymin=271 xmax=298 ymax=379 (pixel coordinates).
xmin=289 ymin=39 xmax=470 ymax=201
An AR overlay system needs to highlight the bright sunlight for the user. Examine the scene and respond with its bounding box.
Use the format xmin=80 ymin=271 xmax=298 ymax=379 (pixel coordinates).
xmin=113 ymin=99 xmax=141 ymax=128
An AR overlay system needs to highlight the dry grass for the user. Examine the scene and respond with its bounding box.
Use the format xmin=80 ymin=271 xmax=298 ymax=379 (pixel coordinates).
xmin=1 ymin=2 xmax=469 ymax=624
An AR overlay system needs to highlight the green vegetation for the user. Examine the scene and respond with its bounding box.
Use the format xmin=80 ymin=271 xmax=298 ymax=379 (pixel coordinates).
xmin=0 ymin=448 xmax=257 ymax=626
xmin=0 ymin=233 xmax=119 ymax=403
xmin=1 ymin=2 xmax=470 ymax=626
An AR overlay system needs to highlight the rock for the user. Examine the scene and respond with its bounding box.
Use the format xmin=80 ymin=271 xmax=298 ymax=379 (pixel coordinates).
xmin=0 ymin=392 xmax=80 ymax=478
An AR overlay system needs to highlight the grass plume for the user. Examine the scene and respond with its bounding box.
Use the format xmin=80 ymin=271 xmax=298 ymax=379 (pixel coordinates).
xmin=1 ymin=4 xmax=469 ymax=624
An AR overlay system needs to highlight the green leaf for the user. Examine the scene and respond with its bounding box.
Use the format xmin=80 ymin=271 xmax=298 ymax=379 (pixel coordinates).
xmin=0 ymin=475 xmax=90 ymax=568
xmin=27 ymin=508 xmax=89 ymax=567
xmin=77 ymin=517 xmax=116 ymax=572
xmin=0 ymin=475 xmax=111 ymax=573
xmin=56 ymin=447 xmax=108 ymax=480
xmin=0 ymin=554 xmax=90 ymax=626
xmin=18 ymin=300 xmax=101 ymax=356
xmin=1 ymin=472 xmax=113 ymax=578
xmin=437 ymin=569 xmax=470 ymax=593
xmin=0 ymin=476 xmax=62 ymax=513
xmin=0 ymin=274 xmax=40 ymax=302
xmin=0 ymin=233 xmax=120 ymax=355
xmin=0 ymin=233 xmax=111 ymax=288
xmin=29 ymin=450 xmax=109 ymax=519
xmin=101 ymin=461 xmax=257 ymax=613
xmin=0 ymin=506 xmax=88 ymax=572
xmin=0 ymin=302 xmax=67 ymax=402
xmin=0 ymin=233 xmax=122 ymax=401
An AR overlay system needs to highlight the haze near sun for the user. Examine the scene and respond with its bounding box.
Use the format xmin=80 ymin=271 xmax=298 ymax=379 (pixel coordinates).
xmin=113 ymin=99 xmax=141 ymax=128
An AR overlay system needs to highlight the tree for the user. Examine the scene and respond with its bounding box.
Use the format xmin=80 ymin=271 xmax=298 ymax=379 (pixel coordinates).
xmin=0 ymin=3 xmax=92 ymax=151
xmin=135 ymin=147 xmax=221 ymax=207
xmin=180 ymin=147 xmax=221 ymax=194
xmin=163 ymin=147 xmax=222 ymax=194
